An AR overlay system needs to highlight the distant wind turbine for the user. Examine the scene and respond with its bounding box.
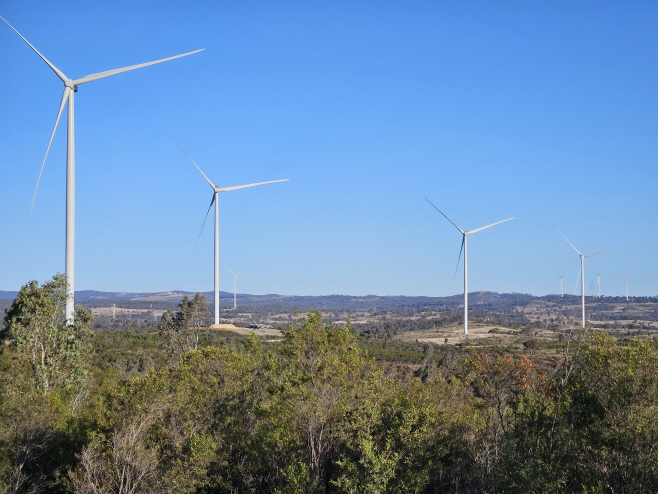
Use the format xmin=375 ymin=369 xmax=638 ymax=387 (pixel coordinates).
xmin=175 ymin=138 xmax=288 ymax=325
xmin=1 ymin=15 xmax=203 ymax=323
xmin=227 ymin=267 xmax=250 ymax=310
xmin=627 ymin=269 xmax=630 ymax=301
xmin=559 ymin=231 xmax=618 ymax=327
xmin=426 ymin=198 xmax=513 ymax=335
xmin=597 ymin=271 xmax=601 ymax=298
xmin=560 ymin=274 xmax=564 ymax=298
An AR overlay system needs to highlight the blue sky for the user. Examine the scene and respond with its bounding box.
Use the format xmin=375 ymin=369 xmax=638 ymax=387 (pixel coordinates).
xmin=1 ymin=1 xmax=657 ymax=297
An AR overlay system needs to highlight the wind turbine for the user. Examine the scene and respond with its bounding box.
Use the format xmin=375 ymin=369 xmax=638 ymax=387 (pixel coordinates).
xmin=426 ymin=198 xmax=513 ymax=335
xmin=560 ymin=274 xmax=564 ymax=298
xmin=627 ymin=269 xmax=630 ymax=301
xmin=175 ymin=139 xmax=288 ymax=325
xmin=2 ymin=16 xmax=203 ymax=323
xmin=597 ymin=271 xmax=601 ymax=298
xmin=227 ymin=267 xmax=250 ymax=310
xmin=559 ymin=231 xmax=617 ymax=327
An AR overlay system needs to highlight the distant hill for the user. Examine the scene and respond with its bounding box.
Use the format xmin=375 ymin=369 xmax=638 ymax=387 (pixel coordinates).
xmin=79 ymin=290 xmax=499 ymax=311
xmin=0 ymin=289 xmax=536 ymax=311
xmin=2 ymin=289 xmax=656 ymax=314
xmin=0 ymin=290 xmax=223 ymax=303
xmin=74 ymin=290 xmax=221 ymax=301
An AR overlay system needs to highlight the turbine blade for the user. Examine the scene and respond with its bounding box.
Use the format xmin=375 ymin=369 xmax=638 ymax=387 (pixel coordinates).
xmin=72 ymin=49 xmax=204 ymax=86
xmin=454 ymin=236 xmax=465 ymax=279
xmin=468 ymin=217 xmax=514 ymax=234
xmin=585 ymin=247 xmax=619 ymax=258
xmin=558 ymin=231 xmax=583 ymax=257
xmin=171 ymin=136 xmax=215 ymax=188
xmin=194 ymin=194 xmax=215 ymax=249
xmin=226 ymin=266 xmax=235 ymax=275
xmin=237 ymin=271 xmax=251 ymax=276
xmin=425 ymin=197 xmax=464 ymax=234
xmin=31 ymin=87 xmax=70 ymax=215
xmin=574 ymin=266 xmax=581 ymax=295
xmin=217 ymin=179 xmax=289 ymax=192
xmin=0 ymin=16 xmax=68 ymax=82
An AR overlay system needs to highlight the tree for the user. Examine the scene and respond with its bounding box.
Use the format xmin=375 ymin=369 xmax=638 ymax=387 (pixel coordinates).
xmin=2 ymin=274 xmax=94 ymax=394
xmin=69 ymin=411 xmax=159 ymax=494
xmin=278 ymin=311 xmax=376 ymax=488
xmin=158 ymin=294 xmax=210 ymax=360
xmin=522 ymin=338 xmax=539 ymax=358
xmin=568 ymin=330 xmax=658 ymax=491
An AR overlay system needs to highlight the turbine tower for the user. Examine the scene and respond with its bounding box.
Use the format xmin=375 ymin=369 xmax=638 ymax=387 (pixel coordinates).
xmin=560 ymin=274 xmax=564 ymax=298
xmin=627 ymin=269 xmax=630 ymax=301
xmin=559 ymin=231 xmax=617 ymax=327
xmin=426 ymin=198 xmax=513 ymax=335
xmin=175 ymin=139 xmax=287 ymax=325
xmin=597 ymin=271 xmax=601 ymax=298
xmin=227 ymin=267 xmax=250 ymax=310
xmin=2 ymin=16 xmax=203 ymax=323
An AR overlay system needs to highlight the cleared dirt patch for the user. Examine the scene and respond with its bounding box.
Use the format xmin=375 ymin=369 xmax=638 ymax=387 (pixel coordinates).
xmin=396 ymin=322 xmax=519 ymax=346
xmin=209 ymin=323 xmax=282 ymax=337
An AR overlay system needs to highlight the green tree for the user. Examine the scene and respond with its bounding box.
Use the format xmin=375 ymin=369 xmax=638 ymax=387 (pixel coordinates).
xmin=158 ymin=294 xmax=210 ymax=360
xmin=568 ymin=330 xmax=658 ymax=492
xmin=2 ymin=274 xmax=94 ymax=394
xmin=73 ymin=344 xmax=264 ymax=493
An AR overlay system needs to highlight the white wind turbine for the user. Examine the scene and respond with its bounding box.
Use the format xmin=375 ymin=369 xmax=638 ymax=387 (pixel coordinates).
xmin=2 ymin=16 xmax=203 ymax=323
xmin=175 ymin=140 xmax=288 ymax=325
xmin=227 ymin=267 xmax=250 ymax=310
xmin=560 ymin=274 xmax=564 ymax=298
xmin=559 ymin=231 xmax=617 ymax=327
xmin=426 ymin=198 xmax=513 ymax=335
xmin=597 ymin=271 xmax=601 ymax=298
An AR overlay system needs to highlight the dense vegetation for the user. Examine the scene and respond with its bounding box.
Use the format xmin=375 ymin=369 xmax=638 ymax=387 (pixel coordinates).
xmin=3 ymin=278 xmax=658 ymax=492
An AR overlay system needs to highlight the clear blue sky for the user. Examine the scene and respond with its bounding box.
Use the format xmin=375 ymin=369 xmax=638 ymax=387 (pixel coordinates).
xmin=1 ymin=1 xmax=656 ymax=298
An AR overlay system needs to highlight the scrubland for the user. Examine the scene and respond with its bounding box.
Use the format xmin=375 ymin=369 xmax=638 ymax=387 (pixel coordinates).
xmin=3 ymin=283 xmax=658 ymax=492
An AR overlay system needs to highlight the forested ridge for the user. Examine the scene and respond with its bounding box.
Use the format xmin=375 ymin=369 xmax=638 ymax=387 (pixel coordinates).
xmin=3 ymin=278 xmax=658 ymax=492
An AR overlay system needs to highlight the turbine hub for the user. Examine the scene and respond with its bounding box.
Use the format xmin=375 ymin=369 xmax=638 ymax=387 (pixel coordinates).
xmin=64 ymin=79 xmax=78 ymax=91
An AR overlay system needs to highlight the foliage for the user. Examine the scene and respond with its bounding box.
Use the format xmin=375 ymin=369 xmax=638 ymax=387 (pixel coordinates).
xmin=6 ymin=293 xmax=658 ymax=492
xmin=2 ymin=274 xmax=94 ymax=395
xmin=567 ymin=330 xmax=658 ymax=492
xmin=158 ymin=293 xmax=210 ymax=361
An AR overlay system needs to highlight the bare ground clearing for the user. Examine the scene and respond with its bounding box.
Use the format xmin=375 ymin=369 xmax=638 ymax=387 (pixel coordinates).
xmin=209 ymin=323 xmax=282 ymax=337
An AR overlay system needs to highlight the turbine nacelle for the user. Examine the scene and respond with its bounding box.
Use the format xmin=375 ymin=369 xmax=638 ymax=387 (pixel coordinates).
xmin=425 ymin=198 xmax=513 ymax=236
